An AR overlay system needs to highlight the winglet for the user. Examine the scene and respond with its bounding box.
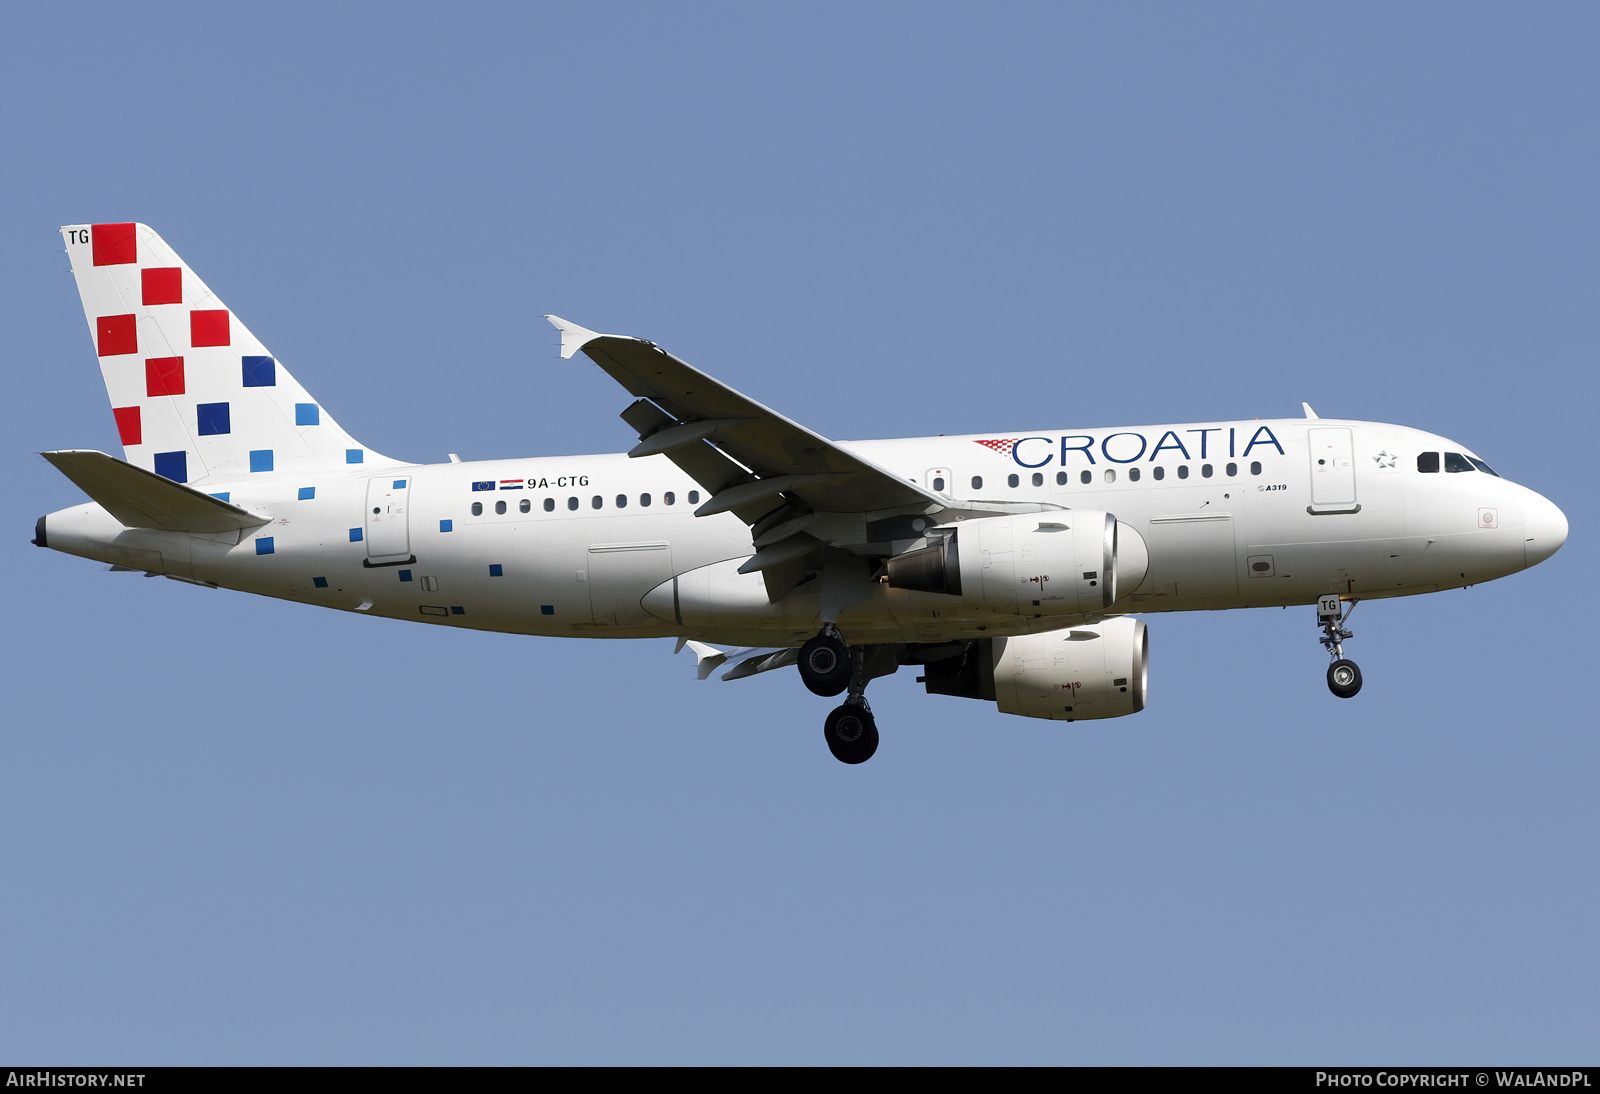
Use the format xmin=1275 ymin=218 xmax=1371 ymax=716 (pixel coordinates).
xmin=1302 ymin=402 xmax=1320 ymax=419
xmin=544 ymin=315 xmax=604 ymax=360
xmin=681 ymin=640 xmax=729 ymax=681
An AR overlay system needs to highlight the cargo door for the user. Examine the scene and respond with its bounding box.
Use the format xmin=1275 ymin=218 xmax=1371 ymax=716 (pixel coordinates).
xmin=1143 ymin=511 xmax=1238 ymax=599
xmin=588 ymin=542 xmax=673 ymax=627
xmin=365 ymin=476 xmax=413 ymax=564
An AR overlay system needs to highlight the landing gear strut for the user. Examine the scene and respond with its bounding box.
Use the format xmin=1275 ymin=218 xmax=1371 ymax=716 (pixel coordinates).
xmin=799 ymin=624 xmax=851 ymax=697
xmin=820 ymin=641 xmax=894 ymax=764
xmin=1317 ymin=594 xmax=1362 ymax=699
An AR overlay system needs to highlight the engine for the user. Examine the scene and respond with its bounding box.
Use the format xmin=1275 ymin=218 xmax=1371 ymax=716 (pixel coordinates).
xmin=919 ymin=616 xmax=1149 ymax=721
xmin=886 ymin=511 xmax=1149 ymax=615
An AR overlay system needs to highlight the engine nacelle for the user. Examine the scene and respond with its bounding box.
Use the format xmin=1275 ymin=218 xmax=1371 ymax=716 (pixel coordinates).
xmin=991 ymin=617 xmax=1148 ymax=721
xmin=887 ymin=511 xmax=1148 ymax=615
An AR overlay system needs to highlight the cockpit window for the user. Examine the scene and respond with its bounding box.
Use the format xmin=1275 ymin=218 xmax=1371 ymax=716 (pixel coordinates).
xmin=1444 ymin=451 xmax=1475 ymax=473
xmin=1468 ymin=456 xmax=1500 ymax=477
xmin=1417 ymin=452 xmax=1439 ymax=473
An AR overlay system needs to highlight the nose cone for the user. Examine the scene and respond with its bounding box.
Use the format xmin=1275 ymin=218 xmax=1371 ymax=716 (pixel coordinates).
xmin=1524 ymin=492 xmax=1569 ymax=568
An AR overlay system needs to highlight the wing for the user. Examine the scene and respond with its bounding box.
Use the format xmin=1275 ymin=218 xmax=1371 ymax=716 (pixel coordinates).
xmin=547 ymin=316 xmax=943 ymax=521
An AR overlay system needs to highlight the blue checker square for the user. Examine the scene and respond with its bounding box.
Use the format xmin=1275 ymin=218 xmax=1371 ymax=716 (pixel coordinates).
xmin=489 ymin=564 xmax=503 ymax=577
xmin=249 ymin=449 xmax=273 ymax=473
xmin=346 ymin=449 xmax=364 ymax=464
xmin=312 ymin=576 xmax=329 ymax=589
xmin=153 ymin=451 xmax=187 ymax=483
xmin=393 ymin=480 xmax=406 ymax=489
xmin=349 ymin=527 xmax=363 ymax=542
xmin=295 ymin=403 xmax=320 ymax=426
xmin=450 ymin=606 xmax=465 ymax=615
xmin=540 ymin=605 xmax=554 ymax=616
xmin=209 ymin=492 xmax=230 ymax=502
xmin=398 ymin=569 xmax=413 ymax=582
xmin=439 ymin=519 xmax=453 ymax=533
xmin=298 ymin=487 xmax=315 ymax=501
xmin=196 ymin=402 xmax=231 ymax=436
xmin=241 ymin=356 xmax=276 ymax=387
xmin=255 ymin=537 xmax=274 ymax=555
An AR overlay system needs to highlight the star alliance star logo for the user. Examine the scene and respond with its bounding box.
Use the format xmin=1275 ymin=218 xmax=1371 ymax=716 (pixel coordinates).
xmin=1372 ymin=450 xmax=1398 ymax=469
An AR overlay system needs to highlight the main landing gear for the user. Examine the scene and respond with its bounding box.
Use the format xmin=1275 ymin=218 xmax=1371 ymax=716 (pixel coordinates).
xmin=799 ymin=624 xmax=851 ymax=697
xmin=1317 ymin=594 xmax=1363 ymax=699
xmin=801 ymin=628 xmax=891 ymax=764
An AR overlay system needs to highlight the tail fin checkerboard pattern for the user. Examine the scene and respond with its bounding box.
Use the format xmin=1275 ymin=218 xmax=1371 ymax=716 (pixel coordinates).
xmin=62 ymin=222 xmax=396 ymax=486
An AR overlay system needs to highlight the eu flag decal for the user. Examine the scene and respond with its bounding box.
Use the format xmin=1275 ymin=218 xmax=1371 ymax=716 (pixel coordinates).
xmin=471 ymin=481 xmax=494 ymax=492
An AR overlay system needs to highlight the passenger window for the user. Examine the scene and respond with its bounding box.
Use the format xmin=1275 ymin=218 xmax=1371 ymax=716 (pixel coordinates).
xmin=640 ymin=493 xmax=651 ymax=507
xmin=1153 ymin=466 xmax=1165 ymax=481
xmin=1104 ymin=468 xmax=1116 ymax=483
xmin=1128 ymin=467 xmax=1140 ymax=482
xmin=1444 ymin=452 xmax=1475 ymax=473
xmin=1007 ymin=474 xmax=1019 ymax=488
xmin=1202 ymin=463 xmax=1213 ymax=478
xmin=1031 ymin=472 xmax=1043 ymax=487
xmin=971 ymin=476 xmax=983 ymax=490
xmin=1250 ymin=461 xmax=1262 ymax=475
xmin=519 ymin=499 xmax=530 ymax=513
xmin=688 ymin=491 xmax=700 ymax=504
xmin=544 ymin=498 xmax=554 ymax=512
xmin=495 ymin=500 xmax=506 ymax=514
xmin=1417 ymin=452 xmax=1440 ymax=473
xmin=471 ymin=501 xmax=482 ymax=516
xmin=932 ymin=476 xmax=945 ymax=492
xmin=567 ymin=497 xmax=578 ymax=510
xmin=665 ymin=491 xmax=676 ymax=505
xmin=1080 ymin=470 xmax=1091 ymax=485
xmin=592 ymin=495 xmax=603 ymax=508
xmin=1468 ymin=457 xmax=1500 ymax=477
xmin=1178 ymin=465 xmax=1190 ymax=479
xmin=1055 ymin=471 xmax=1067 ymax=485
xmin=1226 ymin=462 xmax=1237 ymax=477
xmin=616 ymin=494 xmax=627 ymax=508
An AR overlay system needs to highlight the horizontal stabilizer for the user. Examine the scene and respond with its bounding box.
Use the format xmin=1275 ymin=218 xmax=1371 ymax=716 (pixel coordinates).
xmin=41 ymin=450 xmax=270 ymax=533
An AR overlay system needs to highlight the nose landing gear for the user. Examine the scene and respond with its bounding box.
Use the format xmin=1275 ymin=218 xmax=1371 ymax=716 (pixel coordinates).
xmin=1317 ymin=594 xmax=1362 ymax=699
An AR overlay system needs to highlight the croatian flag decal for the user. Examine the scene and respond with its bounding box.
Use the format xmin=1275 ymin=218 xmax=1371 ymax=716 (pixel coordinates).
xmin=499 ymin=479 xmax=524 ymax=490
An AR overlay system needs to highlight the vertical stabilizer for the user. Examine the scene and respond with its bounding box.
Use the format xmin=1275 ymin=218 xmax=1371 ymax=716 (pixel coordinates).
xmin=61 ymin=222 xmax=400 ymax=486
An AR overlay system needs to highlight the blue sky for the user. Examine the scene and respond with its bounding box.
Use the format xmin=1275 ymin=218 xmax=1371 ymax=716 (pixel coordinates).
xmin=2 ymin=2 xmax=1595 ymax=1064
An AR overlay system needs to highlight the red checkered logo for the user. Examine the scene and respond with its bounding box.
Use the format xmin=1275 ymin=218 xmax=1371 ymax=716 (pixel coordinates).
xmin=973 ymin=438 xmax=1017 ymax=457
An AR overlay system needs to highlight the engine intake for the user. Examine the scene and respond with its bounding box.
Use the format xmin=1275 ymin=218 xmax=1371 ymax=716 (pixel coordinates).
xmin=918 ymin=617 xmax=1149 ymax=721
xmin=991 ymin=617 xmax=1148 ymax=721
xmin=887 ymin=511 xmax=1148 ymax=615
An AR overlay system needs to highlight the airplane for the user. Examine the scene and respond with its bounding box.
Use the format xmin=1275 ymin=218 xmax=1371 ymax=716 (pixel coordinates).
xmin=34 ymin=223 xmax=1569 ymax=763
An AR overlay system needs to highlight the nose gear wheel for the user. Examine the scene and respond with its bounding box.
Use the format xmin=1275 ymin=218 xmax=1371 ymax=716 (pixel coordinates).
xmin=1316 ymin=596 xmax=1363 ymax=699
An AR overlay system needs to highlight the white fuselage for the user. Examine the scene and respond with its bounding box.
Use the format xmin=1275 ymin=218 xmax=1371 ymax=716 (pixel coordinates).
xmin=41 ymin=418 xmax=1568 ymax=648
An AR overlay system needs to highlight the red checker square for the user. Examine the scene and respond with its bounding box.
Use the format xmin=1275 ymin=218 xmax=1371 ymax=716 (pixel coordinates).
xmin=91 ymin=223 xmax=137 ymax=266
xmin=112 ymin=406 xmax=142 ymax=446
xmin=142 ymin=267 xmax=182 ymax=305
xmin=190 ymin=309 xmax=230 ymax=347
xmin=145 ymin=356 xmax=185 ymax=397
xmin=96 ymin=314 xmax=137 ymax=356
